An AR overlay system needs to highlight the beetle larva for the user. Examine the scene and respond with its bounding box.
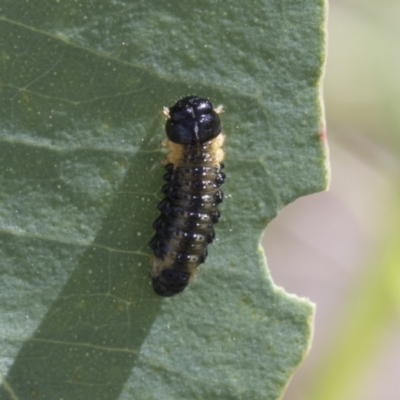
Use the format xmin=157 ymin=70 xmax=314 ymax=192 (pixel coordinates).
xmin=149 ymin=96 xmax=226 ymax=296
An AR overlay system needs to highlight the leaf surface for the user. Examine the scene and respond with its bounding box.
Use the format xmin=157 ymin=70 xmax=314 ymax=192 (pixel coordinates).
xmin=0 ymin=1 xmax=328 ymax=399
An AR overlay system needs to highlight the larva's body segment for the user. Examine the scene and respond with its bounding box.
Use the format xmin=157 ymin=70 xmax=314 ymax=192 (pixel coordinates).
xmin=149 ymin=96 xmax=226 ymax=297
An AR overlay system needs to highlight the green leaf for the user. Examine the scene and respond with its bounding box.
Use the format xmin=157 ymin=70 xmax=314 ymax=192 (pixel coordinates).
xmin=0 ymin=1 xmax=328 ymax=399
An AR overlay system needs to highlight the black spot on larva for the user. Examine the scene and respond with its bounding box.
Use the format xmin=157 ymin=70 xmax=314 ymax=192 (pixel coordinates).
xmin=149 ymin=96 xmax=225 ymax=297
xmin=152 ymin=269 xmax=190 ymax=297
xmin=165 ymin=96 xmax=221 ymax=145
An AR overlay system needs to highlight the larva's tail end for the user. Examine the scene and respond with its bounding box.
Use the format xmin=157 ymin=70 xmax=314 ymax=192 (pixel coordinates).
xmin=152 ymin=269 xmax=190 ymax=297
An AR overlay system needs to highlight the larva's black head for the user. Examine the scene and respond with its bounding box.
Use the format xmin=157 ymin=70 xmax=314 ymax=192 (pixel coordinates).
xmin=165 ymin=96 xmax=221 ymax=145
xmin=152 ymin=269 xmax=190 ymax=297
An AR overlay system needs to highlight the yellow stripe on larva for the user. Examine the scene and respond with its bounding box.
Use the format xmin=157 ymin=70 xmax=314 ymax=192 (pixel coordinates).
xmin=163 ymin=134 xmax=226 ymax=167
